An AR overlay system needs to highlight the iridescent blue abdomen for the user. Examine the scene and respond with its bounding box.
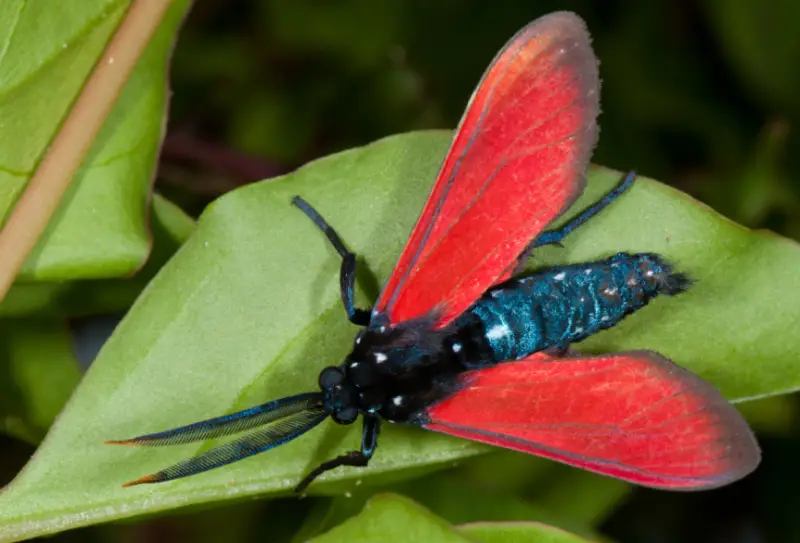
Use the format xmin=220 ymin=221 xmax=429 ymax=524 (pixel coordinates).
xmin=457 ymin=252 xmax=690 ymax=365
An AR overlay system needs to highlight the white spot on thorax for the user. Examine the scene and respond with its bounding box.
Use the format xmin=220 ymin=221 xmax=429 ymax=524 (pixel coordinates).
xmin=574 ymin=326 xmax=584 ymax=334
xmin=584 ymin=269 xmax=592 ymax=275
xmin=373 ymin=352 xmax=387 ymax=363
xmin=391 ymin=395 xmax=405 ymax=407
xmin=601 ymin=315 xmax=610 ymax=322
xmin=486 ymin=323 xmax=511 ymax=340
xmin=452 ymin=342 xmax=462 ymax=353
xmin=553 ymin=272 xmax=566 ymax=281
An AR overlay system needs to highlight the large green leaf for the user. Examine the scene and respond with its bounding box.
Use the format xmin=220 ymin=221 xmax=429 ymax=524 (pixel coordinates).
xmin=309 ymin=494 xmax=471 ymax=543
xmin=0 ymin=0 xmax=190 ymax=281
xmin=1 ymin=131 xmax=800 ymax=540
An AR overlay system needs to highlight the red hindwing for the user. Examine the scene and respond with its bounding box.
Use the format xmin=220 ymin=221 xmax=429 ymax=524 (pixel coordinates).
xmin=423 ymin=352 xmax=760 ymax=490
xmin=374 ymin=12 xmax=600 ymax=327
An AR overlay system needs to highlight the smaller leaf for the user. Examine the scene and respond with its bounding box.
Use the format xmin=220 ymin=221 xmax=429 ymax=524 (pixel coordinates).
xmin=309 ymin=494 xmax=471 ymax=543
xmin=527 ymin=468 xmax=630 ymax=527
xmin=293 ymin=471 xmax=604 ymax=541
xmin=453 ymin=452 xmax=629 ymax=527
xmin=737 ymin=394 xmax=798 ymax=436
xmin=459 ymin=521 xmax=602 ymax=543
xmin=0 ymin=321 xmax=81 ymax=444
xmin=377 ymin=474 xmax=597 ymax=538
xmin=150 ymin=193 xmax=196 ymax=244
xmin=454 ymin=450 xmax=556 ymax=496
xmin=0 ymin=0 xmax=191 ymax=281
xmin=0 ymin=193 xmax=195 ymax=319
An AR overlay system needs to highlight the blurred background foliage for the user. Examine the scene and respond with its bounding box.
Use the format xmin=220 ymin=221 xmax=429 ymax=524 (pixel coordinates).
xmin=3 ymin=0 xmax=800 ymax=541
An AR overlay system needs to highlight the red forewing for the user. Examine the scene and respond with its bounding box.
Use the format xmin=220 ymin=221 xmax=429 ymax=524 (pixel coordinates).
xmin=375 ymin=12 xmax=600 ymax=327
xmin=422 ymin=352 xmax=760 ymax=490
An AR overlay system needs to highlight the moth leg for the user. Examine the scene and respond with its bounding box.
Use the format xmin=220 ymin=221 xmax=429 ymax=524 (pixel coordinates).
xmin=292 ymin=196 xmax=371 ymax=326
xmin=295 ymin=415 xmax=380 ymax=493
xmin=532 ymin=171 xmax=636 ymax=250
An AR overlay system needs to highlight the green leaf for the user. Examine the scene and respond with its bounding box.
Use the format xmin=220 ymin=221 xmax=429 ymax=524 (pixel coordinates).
xmin=737 ymin=394 xmax=798 ymax=436
xmin=149 ymin=192 xmax=196 ymax=243
xmin=1 ymin=131 xmax=800 ymax=540
xmin=459 ymin=521 xmax=601 ymax=543
xmin=309 ymin=494 xmax=471 ymax=543
xmin=525 ymin=469 xmax=630 ymax=528
xmin=0 ymin=321 xmax=81 ymax=444
xmin=292 ymin=472 xmax=602 ymax=542
xmin=0 ymin=0 xmax=190 ymax=281
xmin=0 ymin=193 xmax=195 ymax=319
xmin=450 ymin=452 xmax=628 ymax=528
xmin=455 ymin=449 xmax=558 ymax=495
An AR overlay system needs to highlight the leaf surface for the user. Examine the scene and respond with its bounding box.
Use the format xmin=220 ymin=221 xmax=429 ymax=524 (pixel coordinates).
xmin=1 ymin=131 xmax=799 ymax=540
xmin=309 ymin=494 xmax=471 ymax=543
xmin=0 ymin=0 xmax=188 ymax=280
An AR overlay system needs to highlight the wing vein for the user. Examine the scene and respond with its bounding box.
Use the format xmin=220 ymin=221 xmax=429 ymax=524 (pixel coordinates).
xmin=383 ymin=31 xmax=532 ymax=315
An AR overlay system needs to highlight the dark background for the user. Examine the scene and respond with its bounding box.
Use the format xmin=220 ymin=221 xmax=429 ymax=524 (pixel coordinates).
xmin=5 ymin=0 xmax=800 ymax=541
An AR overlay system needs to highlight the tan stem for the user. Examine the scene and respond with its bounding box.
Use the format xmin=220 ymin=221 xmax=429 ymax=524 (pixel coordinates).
xmin=0 ymin=0 xmax=174 ymax=301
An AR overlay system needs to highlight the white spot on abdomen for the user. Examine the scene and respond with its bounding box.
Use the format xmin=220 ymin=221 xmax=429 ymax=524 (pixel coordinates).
xmin=486 ymin=323 xmax=511 ymax=340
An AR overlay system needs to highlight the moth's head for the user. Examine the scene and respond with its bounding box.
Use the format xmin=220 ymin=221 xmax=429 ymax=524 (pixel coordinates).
xmin=318 ymin=365 xmax=359 ymax=424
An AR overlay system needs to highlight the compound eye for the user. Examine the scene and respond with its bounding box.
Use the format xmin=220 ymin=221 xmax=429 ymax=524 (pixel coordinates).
xmin=333 ymin=406 xmax=359 ymax=425
xmin=318 ymin=366 xmax=344 ymax=389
